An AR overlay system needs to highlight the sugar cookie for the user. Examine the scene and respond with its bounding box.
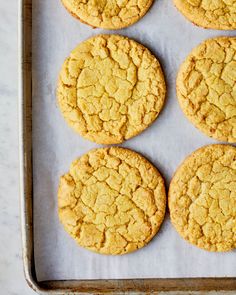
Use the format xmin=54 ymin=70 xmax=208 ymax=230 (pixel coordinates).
xmin=177 ymin=37 xmax=236 ymax=143
xmin=61 ymin=0 xmax=154 ymax=29
xmin=58 ymin=35 xmax=166 ymax=144
xmin=58 ymin=147 xmax=166 ymax=255
xmin=169 ymin=144 xmax=236 ymax=252
xmin=173 ymin=0 xmax=236 ymax=30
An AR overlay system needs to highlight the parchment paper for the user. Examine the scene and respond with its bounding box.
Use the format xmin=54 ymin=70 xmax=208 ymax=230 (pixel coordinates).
xmin=32 ymin=0 xmax=236 ymax=282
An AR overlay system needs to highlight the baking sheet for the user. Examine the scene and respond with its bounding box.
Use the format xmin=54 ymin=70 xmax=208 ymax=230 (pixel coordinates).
xmin=32 ymin=0 xmax=236 ymax=282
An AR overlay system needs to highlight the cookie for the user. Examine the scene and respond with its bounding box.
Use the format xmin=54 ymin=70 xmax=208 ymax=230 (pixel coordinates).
xmin=173 ymin=0 xmax=236 ymax=30
xmin=169 ymin=144 xmax=236 ymax=252
xmin=57 ymin=34 xmax=166 ymax=144
xmin=58 ymin=147 xmax=166 ymax=255
xmin=176 ymin=37 xmax=236 ymax=143
xmin=61 ymin=0 xmax=153 ymax=29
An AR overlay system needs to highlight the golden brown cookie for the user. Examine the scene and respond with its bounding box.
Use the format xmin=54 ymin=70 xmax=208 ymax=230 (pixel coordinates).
xmin=61 ymin=0 xmax=154 ymax=29
xmin=173 ymin=0 xmax=236 ymax=30
xmin=169 ymin=144 xmax=236 ymax=252
xmin=58 ymin=147 xmax=166 ymax=255
xmin=176 ymin=36 xmax=236 ymax=143
xmin=57 ymin=34 xmax=166 ymax=144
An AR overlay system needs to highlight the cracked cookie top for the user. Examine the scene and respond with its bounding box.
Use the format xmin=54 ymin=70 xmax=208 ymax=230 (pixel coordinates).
xmin=177 ymin=37 xmax=236 ymax=143
xmin=58 ymin=147 xmax=166 ymax=255
xmin=173 ymin=0 xmax=236 ymax=30
xmin=61 ymin=0 xmax=153 ymax=29
xmin=57 ymin=34 xmax=166 ymax=144
xmin=169 ymin=144 xmax=236 ymax=252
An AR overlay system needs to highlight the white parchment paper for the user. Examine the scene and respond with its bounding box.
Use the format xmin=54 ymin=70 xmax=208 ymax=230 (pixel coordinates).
xmin=32 ymin=0 xmax=236 ymax=282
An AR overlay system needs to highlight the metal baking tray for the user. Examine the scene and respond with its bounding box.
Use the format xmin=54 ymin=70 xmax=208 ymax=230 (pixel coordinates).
xmin=19 ymin=0 xmax=236 ymax=293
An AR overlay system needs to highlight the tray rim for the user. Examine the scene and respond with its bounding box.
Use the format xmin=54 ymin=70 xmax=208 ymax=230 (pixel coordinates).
xmin=19 ymin=0 xmax=236 ymax=293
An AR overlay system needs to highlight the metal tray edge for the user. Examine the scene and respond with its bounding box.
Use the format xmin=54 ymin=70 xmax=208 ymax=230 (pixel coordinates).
xmin=19 ymin=0 xmax=42 ymax=293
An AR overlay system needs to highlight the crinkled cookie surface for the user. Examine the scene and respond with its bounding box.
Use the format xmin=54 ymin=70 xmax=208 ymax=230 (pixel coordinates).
xmin=169 ymin=144 xmax=236 ymax=252
xmin=61 ymin=0 xmax=153 ymax=29
xmin=57 ymin=34 xmax=166 ymax=144
xmin=177 ymin=37 xmax=236 ymax=143
xmin=58 ymin=147 xmax=166 ymax=255
xmin=173 ymin=0 xmax=236 ymax=30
